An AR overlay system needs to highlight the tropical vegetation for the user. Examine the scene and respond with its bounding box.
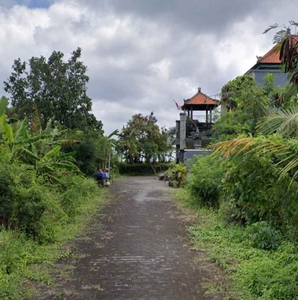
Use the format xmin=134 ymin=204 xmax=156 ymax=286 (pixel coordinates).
xmin=0 ymin=46 xmax=177 ymax=298
xmin=177 ymin=26 xmax=298 ymax=299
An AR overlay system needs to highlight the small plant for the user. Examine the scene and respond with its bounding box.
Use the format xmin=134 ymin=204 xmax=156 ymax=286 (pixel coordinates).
xmin=246 ymin=221 xmax=282 ymax=250
xmin=166 ymin=163 xmax=187 ymax=188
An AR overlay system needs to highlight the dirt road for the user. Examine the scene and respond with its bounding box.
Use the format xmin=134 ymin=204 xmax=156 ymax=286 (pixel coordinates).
xmin=37 ymin=176 xmax=224 ymax=300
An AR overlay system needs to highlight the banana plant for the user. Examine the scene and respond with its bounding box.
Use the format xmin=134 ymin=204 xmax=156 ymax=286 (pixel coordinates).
xmin=0 ymin=96 xmax=81 ymax=180
xmin=0 ymin=96 xmax=14 ymax=150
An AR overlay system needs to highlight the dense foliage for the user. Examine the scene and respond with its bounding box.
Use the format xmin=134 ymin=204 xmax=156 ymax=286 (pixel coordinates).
xmin=118 ymin=162 xmax=170 ymax=175
xmin=213 ymin=74 xmax=273 ymax=140
xmin=187 ymin=155 xmax=223 ymax=208
xmin=0 ymin=89 xmax=108 ymax=299
xmin=181 ymin=25 xmax=298 ymax=300
xmin=117 ymin=112 xmax=172 ymax=164
xmin=2 ymin=48 xmax=111 ymax=177
xmin=4 ymin=48 xmax=102 ymax=133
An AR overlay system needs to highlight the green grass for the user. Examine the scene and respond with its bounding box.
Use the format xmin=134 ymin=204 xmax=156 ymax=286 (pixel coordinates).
xmin=0 ymin=181 xmax=108 ymax=300
xmin=175 ymin=188 xmax=298 ymax=300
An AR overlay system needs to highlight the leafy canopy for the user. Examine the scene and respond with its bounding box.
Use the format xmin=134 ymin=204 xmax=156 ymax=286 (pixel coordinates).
xmin=117 ymin=112 xmax=172 ymax=164
xmin=4 ymin=48 xmax=103 ymax=133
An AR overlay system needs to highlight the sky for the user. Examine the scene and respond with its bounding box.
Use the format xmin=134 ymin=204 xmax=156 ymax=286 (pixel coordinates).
xmin=1 ymin=0 xmax=298 ymax=134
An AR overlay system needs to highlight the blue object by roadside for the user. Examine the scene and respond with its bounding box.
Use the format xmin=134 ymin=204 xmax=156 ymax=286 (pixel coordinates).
xmin=94 ymin=173 xmax=103 ymax=180
xmin=102 ymin=172 xmax=109 ymax=179
xmin=94 ymin=172 xmax=109 ymax=180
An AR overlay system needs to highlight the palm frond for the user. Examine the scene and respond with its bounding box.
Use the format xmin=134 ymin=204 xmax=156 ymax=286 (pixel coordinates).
xmin=280 ymin=157 xmax=298 ymax=180
xmin=258 ymin=107 xmax=298 ymax=138
xmin=214 ymin=135 xmax=298 ymax=184
xmin=263 ymin=23 xmax=279 ymax=34
xmin=213 ymin=137 xmax=256 ymax=158
xmin=289 ymin=20 xmax=298 ymax=26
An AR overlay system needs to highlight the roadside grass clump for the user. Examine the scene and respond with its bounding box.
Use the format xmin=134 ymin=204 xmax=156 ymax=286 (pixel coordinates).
xmin=0 ymin=169 xmax=106 ymax=299
xmin=175 ymin=188 xmax=298 ymax=300
xmin=59 ymin=174 xmax=100 ymax=218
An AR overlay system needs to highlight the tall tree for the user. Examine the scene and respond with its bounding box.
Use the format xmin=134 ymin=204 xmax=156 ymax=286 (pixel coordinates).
xmin=4 ymin=48 xmax=103 ymax=133
xmin=117 ymin=112 xmax=170 ymax=164
xmin=213 ymin=74 xmax=272 ymax=140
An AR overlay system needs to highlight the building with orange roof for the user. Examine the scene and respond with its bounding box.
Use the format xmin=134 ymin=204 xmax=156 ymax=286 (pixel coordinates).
xmin=247 ymin=35 xmax=298 ymax=87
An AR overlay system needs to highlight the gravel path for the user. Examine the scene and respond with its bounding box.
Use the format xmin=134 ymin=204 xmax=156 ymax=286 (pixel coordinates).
xmin=37 ymin=176 xmax=224 ymax=300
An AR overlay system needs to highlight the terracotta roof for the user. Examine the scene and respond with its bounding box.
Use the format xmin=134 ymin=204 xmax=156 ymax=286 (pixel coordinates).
xmin=257 ymin=44 xmax=281 ymax=64
xmin=257 ymin=35 xmax=298 ymax=64
xmin=183 ymin=89 xmax=218 ymax=107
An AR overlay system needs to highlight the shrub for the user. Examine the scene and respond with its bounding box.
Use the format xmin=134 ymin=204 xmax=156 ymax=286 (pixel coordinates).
xmin=118 ymin=162 xmax=170 ymax=175
xmin=0 ymin=157 xmax=101 ymax=244
xmin=234 ymin=242 xmax=298 ymax=299
xmin=0 ymin=167 xmax=14 ymax=228
xmin=245 ymin=221 xmax=282 ymax=250
xmin=187 ymin=155 xmax=224 ymax=208
xmin=221 ymin=151 xmax=298 ymax=234
xmin=0 ymin=163 xmax=48 ymax=240
xmin=166 ymin=163 xmax=187 ymax=187
xmin=60 ymin=175 xmax=99 ymax=218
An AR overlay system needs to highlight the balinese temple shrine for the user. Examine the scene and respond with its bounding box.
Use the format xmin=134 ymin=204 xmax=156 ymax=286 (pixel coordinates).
xmin=173 ymin=87 xmax=219 ymax=162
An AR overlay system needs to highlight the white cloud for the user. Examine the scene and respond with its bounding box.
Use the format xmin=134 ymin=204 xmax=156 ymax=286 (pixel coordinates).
xmin=0 ymin=0 xmax=297 ymax=134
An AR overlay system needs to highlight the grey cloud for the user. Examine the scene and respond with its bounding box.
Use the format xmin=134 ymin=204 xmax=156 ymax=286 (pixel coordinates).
xmin=88 ymin=70 xmax=147 ymax=102
xmin=78 ymin=0 xmax=281 ymax=35
xmin=1 ymin=0 xmax=298 ymax=136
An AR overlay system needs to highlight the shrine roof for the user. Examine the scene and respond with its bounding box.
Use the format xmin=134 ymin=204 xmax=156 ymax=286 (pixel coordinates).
xmin=181 ymin=89 xmax=218 ymax=110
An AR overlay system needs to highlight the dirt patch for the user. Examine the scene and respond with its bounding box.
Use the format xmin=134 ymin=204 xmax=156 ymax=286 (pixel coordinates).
xmin=33 ymin=176 xmax=227 ymax=300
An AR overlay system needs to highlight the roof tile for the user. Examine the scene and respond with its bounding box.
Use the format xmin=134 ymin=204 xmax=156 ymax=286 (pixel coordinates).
xmin=258 ymin=35 xmax=298 ymax=64
xmin=184 ymin=90 xmax=218 ymax=106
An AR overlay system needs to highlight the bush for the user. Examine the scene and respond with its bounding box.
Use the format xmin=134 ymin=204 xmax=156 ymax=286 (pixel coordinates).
xmin=187 ymin=155 xmax=224 ymax=208
xmin=0 ymin=158 xmax=101 ymax=244
xmin=234 ymin=242 xmax=298 ymax=299
xmin=118 ymin=162 xmax=170 ymax=175
xmin=0 ymin=177 xmax=105 ymax=299
xmin=183 ymin=202 xmax=298 ymax=300
xmin=0 ymin=163 xmax=47 ymax=239
xmin=165 ymin=163 xmax=187 ymax=187
xmin=0 ymin=167 xmax=14 ymax=228
xmin=221 ymin=152 xmax=298 ymax=234
xmin=60 ymin=175 xmax=99 ymax=218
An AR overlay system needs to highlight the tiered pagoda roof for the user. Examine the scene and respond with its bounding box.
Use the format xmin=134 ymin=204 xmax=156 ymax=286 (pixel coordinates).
xmin=181 ymin=88 xmax=218 ymax=111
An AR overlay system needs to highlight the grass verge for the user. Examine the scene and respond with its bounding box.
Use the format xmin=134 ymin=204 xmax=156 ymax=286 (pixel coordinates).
xmin=174 ymin=188 xmax=298 ymax=300
xmin=0 ymin=180 xmax=108 ymax=300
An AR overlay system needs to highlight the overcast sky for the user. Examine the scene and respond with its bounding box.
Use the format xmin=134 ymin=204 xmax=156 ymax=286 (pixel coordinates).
xmin=1 ymin=0 xmax=297 ymax=134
